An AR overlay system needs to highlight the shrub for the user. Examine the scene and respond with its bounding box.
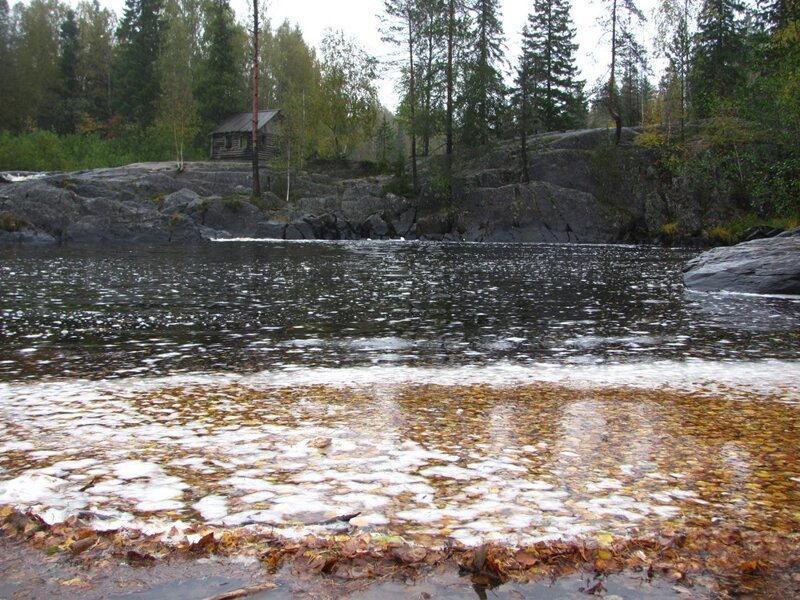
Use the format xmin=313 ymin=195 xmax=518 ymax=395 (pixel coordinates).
xmin=1 ymin=211 xmax=27 ymax=232
xmin=660 ymin=222 xmax=679 ymax=237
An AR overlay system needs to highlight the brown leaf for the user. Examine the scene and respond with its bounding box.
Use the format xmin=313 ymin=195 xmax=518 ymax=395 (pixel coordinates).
xmin=340 ymin=535 xmax=370 ymax=558
xmin=126 ymin=550 xmax=156 ymax=566
xmin=474 ymin=544 xmax=489 ymax=571
xmin=740 ymin=560 xmax=770 ymax=574
xmin=515 ymin=549 xmax=539 ymax=568
xmin=70 ymin=536 xmax=98 ymax=556
xmin=392 ymin=545 xmax=428 ymax=565
xmin=189 ymin=532 xmax=217 ymax=554
xmin=583 ymin=581 xmax=606 ymax=595
xmin=308 ymin=437 xmax=332 ymax=449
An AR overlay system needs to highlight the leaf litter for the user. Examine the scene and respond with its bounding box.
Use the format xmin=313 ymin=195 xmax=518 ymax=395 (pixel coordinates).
xmin=1 ymin=379 xmax=799 ymax=597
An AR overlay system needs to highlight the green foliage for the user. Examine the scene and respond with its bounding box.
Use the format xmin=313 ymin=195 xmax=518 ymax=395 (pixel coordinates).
xmin=690 ymin=0 xmax=746 ymax=119
xmin=381 ymin=173 xmax=414 ymax=198
xmin=459 ymin=0 xmax=507 ymax=145
xmin=194 ymin=0 xmax=247 ymax=128
xmin=0 ymin=127 xmax=201 ymax=171
xmin=222 ymin=194 xmax=244 ymax=211
xmin=113 ymin=0 xmax=165 ymax=129
xmin=317 ymin=30 xmax=379 ymax=159
xmin=660 ymin=221 xmax=679 ymax=237
xmin=519 ymin=0 xmax=585 ymax=133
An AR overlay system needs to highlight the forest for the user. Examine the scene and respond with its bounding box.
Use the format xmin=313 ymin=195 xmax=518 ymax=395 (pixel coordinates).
xmin=0 ymin=0 xmax=798 ymax=224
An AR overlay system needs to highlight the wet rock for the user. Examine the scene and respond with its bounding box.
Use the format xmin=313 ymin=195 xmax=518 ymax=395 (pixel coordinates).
xmin=254 ymin=222 xmax=286 ymax=239
xmin=683 ymin=236 xmax=800 ymax=295
xmin=361 ymin=214 xmax=391 ymax=239
xmin=161 ymin=188 xmax=201 ymax=214
xmin=390 ymin=208 xmax=416 ymax=237
xmin=0 ymin=229 xmax=56 ymax=244
xmin=285 ymin=219 xmax=315 ymax=240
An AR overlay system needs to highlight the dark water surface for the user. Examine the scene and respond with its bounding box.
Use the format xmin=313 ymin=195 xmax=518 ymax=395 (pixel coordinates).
xmin=2 ymin=241 xmax=798 ymax=381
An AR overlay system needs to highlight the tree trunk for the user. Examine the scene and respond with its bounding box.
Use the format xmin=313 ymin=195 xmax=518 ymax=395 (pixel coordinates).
xmin=608 ymin=0 xmax=622 ymax=145
xmin=446 ymin=0 xmax=454 ymax=158
xmin=251 ymin=0 xmax=261 ymax=197
xmin=519 ymin=69 xmax=530 ymax=183
xmin=407 ymin=8 xmax=418 ymax=192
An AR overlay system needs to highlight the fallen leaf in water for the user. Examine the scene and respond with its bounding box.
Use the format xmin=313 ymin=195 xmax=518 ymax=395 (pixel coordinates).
xmin=125 ymin=550 xmax=156 ymax=566
xmin=70 ymin=536 xmax=97 ymax=556
xmin=392 ymin=545 xmax=427 ymax=564
xmin=308 ymin=437 xmax=332 ymax=449
xmin=515 ymin=549 xmax=538 ymax=568
xmin=583 ymin=580 xmax=606 ymax=595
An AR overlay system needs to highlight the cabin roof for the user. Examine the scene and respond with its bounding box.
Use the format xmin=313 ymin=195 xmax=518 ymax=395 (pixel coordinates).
xmin=210 ymin=110 xmax=280 ymax=135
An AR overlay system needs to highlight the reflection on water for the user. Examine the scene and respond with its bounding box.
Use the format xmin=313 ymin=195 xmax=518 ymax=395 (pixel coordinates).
xmin=1 ymin=241 xmax=799 ymax=564
xmin=1 ymin=241 xmax=798 ymax=380
xmin=0 ymin=380 xmax=798 ymax=548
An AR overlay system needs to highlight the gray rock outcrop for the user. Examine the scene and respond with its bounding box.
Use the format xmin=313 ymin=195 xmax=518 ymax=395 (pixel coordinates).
xmin=683 ymin=229 xmax=800 ymax=295
xmin=0 ymin=128 xmax=680 ymax=245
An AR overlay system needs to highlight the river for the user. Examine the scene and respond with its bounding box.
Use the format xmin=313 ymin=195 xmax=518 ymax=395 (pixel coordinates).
xmin=1 ymin=241 xmax=799 ymax=597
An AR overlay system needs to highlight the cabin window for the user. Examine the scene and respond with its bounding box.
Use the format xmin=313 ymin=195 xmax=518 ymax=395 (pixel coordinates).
xmin=241 ymin=135 xmax=248 ymax=149
xmin=224 ymin=135 xmax=232 ymax=150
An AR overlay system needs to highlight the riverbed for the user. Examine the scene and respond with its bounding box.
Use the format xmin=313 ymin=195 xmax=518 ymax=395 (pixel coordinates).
xmin=1 ymin=241 xmax=799 ymax=598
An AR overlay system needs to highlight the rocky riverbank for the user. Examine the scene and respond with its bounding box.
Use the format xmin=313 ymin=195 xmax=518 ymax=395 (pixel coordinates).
xmin=1 ymin=127 xmax=781 ymax=247
xmin=683 ymin=228 xmax=800 ymax=295
xmin=0 ymin=128 xmax=665 ymax=245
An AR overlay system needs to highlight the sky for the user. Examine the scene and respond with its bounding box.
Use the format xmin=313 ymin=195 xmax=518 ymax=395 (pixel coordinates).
xmin=72 ymin=0 xmax=663 ymax=110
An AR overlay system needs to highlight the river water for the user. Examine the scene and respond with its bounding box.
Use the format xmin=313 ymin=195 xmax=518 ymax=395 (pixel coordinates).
xmin=1 ymin=241 xmax=798 ymax=379
xmin=1 ymin=241 xmax=799 ymax=585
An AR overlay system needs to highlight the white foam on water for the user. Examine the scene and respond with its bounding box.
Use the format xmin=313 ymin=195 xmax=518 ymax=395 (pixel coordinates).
xmin=0 ymin=359 xmax=798 ymax=548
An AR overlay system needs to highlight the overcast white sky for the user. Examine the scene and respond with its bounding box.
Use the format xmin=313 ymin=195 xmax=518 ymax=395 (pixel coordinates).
xmin=71 ymin=0 xmax=663 ymax=110
xmin=243 ymin=0 xmax=663 ymax=108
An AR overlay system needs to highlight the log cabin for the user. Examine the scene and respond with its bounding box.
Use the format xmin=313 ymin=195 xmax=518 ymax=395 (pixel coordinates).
xmin=209 ymin=110 xmax=282 ymax=161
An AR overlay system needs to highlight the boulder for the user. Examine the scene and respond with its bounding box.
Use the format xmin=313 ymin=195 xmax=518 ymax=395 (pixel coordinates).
xmin=285 ymin=218 xmax=315 ymax=240
xmin=161 ymin=188 xmax=201 ymax=213
xmin=683 ymin=236 xmax=800 ymax=295
xmin=361 ymin=213 xmax=391 ymax=238
xmin=253 ymin=222 xmax=286 ymax=239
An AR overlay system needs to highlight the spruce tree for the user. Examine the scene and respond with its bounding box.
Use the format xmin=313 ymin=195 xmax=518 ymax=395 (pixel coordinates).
xmin=415 ymin=0 xmax=447 ymax=156
xmin=460 ymin=0 xmax=506 ymax=146
xmin=53 ymin=8 xmax=81 ymax=133
xmin=521 ymin=0 xmax=584 ymax=132
xmin=0 ymin=0 xmax=15 ymax=130
xmin=690 ymin=0 xmax=746 ymax=118
xmin=113 ymin=0 xmax=165 ymax=128
xmin=194 ymin=0 xmax=246 ymax=127
xmin=76 ymin=0 xmax=116 ymax=125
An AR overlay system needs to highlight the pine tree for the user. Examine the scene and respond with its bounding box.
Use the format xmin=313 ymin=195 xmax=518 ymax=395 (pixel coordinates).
xmin=520 ymin=0 xmax=584 ymax=132
xmin=383 ymin=0 xmax=420 ymax=190
xmin=460 ymin=0 xmax=506 ymax=146
xmin=617 ymin=12 xmax=650 ymax=126
xmin=690 ymin=0 xmax=746 ymax=118
xmin=598 ymin=0 xmax=645 ymax=143
xmin=113 ymin=0 xmax=165 ymax=128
